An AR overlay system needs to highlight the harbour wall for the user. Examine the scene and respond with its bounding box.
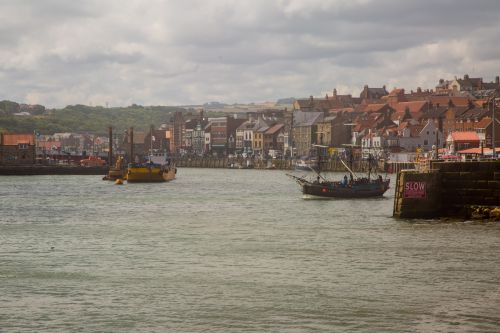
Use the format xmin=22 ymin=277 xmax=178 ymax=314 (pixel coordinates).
xmin=393 ymin=160 xmax=500 ymax=219
xmin=0 ymin=158 xmax=415 ymax=175
xmin=0 ymin=165 xmax=107 ymax=175
xmin=176 ymin=157 xmax=411 ymax=173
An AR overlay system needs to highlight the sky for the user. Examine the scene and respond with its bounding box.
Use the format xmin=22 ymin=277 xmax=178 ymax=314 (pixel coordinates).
xmin=1 ymin=0 xmax=500 ymax=108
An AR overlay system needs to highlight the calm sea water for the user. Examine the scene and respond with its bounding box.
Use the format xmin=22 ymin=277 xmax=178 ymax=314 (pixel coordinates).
xmin=1 ymin=169 xmax=500 ymax=332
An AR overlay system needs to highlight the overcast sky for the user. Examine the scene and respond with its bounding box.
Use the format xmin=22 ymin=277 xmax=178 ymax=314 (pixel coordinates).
xmin=1 ymin=0 xmax=500 ymax=108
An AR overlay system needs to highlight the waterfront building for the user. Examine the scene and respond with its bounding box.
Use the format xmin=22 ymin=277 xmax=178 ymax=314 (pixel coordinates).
xmin=253 ymin=126 xmax=268 ymax=156
xmin=446 ymin=131 xmax=480 ymax=155
xmin=235 ymin=121 xmax=255 ymax=155
xmin=0 ymin=133 xmax=36 ymax=165
xmin=263 ymin=124 xmax=284 ymax=155
xmin=172 ymin=111 xmax=185 ymax=154
xmin=208 ymin=116 xmax=246 ymax=156
xmin=192 ymin=123 xmax=206 ymax=156
xmin=292 ymin=110 xmax=323 ymax=157
xmin=397 ymin=119 xmax=443 ymax=153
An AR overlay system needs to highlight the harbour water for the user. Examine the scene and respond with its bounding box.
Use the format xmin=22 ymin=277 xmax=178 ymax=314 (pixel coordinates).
xmin=1 ymin=169 xmax=500 ymax=332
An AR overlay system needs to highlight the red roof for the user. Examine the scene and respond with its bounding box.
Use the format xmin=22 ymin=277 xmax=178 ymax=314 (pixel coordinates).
xmin=392 ymin=101 xmax=427 ymax=114
xmin=1 ymin=133 xmax=35 ymax=145
xmin=457 ymin=147 xmax=500 ymax=155
xmin=475 ymin=117 xmax=491 ymax=129
xmin=450 ymin=131 xmax=479 ymax=142
xmin=429 ymin=96 xmax=471 ymax=107
xmin=360 ymin=103 xmax=387 ymax=113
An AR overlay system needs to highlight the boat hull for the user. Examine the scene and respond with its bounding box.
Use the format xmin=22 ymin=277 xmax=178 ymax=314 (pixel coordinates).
xmin=103 ymin=168 xmax=126 ymax=181
xmin=126 ymin=166 xmax=176 ymax=183
xmin=301 ymin=179 xmax=390 ymax=198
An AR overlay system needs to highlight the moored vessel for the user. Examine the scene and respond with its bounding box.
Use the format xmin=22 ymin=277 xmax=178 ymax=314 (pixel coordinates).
xmin=288 ymin=145 xmax=390 ymax=198
xmin=126 ymin=153 xmax=176 ymax=183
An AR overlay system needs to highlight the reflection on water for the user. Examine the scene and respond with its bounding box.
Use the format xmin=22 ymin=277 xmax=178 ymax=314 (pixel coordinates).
xmin=1 ymin=169 xmax=500 ymax=332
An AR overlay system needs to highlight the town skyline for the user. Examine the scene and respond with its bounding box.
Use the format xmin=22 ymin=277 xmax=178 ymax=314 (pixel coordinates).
xmin=1 ymin=1 xmax=500 ymax=108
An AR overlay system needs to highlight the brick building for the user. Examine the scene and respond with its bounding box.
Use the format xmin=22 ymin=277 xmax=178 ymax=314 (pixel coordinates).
xmin=0 ymin=133 xmax=36 ymax=165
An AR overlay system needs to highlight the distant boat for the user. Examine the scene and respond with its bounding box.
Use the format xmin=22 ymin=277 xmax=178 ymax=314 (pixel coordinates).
xmin=103 ymin=156 xmax=126 ymax=181
xmin=293 ymin=158 xmax=318 ymax=171
xmin=80 ymin=155 xmax=106 ymax=167
xmin=126 ymin=151 xmax=176 ymax=183
xmin=288 ymin=146 xmax=390 ymax=198
xmin=126 ymin=126 xmax=176 ymax=183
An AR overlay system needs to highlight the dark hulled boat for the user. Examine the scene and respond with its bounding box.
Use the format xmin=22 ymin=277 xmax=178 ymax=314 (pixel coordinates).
xmin=289 ymin=174 xmax=390 ymax=198
xmin=288 ymin=145 xmax=390 ymax=198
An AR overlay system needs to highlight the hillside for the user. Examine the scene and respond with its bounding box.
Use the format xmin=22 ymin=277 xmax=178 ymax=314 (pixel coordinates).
xmin=0 ymin=98 xmax=292 ymax=134
xmin=0 ymin=103 xmax=188 ymax=135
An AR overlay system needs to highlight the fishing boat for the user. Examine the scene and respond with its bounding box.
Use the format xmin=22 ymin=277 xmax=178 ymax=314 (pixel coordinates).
xmin=126 ymin=151 xmax=176 ymax=183
xmin=126 ymin=126 xmax=176 ymax=183
xmin=288 ymin=145 xmax=390 ymax=198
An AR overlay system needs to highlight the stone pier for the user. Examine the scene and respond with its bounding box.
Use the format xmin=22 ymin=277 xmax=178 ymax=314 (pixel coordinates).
xmin=393 ymin=160 xmax=500 ymax=219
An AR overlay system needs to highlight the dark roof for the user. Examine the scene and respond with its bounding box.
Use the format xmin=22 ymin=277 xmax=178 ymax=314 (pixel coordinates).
xmin=456 ymin=107 xmax=488 ymax=120
xmin=236 ymin=120 xmax=255 ymax=131
xmin=452 ymin=106 xmax=471 ymax=118
xmin=293 ymin=111 xmax=324 ymax=126
xmin=265 ymin=123 xmax=284 ymax=135
xmin=424 ymin=106 xmax=448 ymax=119
xmin=295 ymin=95 xmax=353 ymax=111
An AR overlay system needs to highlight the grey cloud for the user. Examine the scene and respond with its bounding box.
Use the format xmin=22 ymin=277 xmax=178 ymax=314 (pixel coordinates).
xmin=1 ymin=0 xmax=500 ymax=107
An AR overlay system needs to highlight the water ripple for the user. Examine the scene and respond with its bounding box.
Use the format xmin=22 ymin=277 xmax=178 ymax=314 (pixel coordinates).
xmin=1 ymin=170 xmax=500 ymax=332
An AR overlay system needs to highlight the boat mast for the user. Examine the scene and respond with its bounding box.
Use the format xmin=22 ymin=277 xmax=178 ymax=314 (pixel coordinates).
xmin=149 ymin=124 xmax=154 ymax=162
xmin=129 ymin=127 xmax=134 ymax=163
xmin=368 ymin=153 xmax=372 ymax=180
xmin=108 ymin=126 xmax=113 ymax=167
xmin=312 ymin=144 xmax=328 ymax=181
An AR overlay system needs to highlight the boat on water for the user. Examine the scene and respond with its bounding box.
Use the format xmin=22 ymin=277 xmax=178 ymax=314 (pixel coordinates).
xmin=126 ymin=151 xmax=176 ymax=183
xmin=289 ymin=173 xmax=390 ymax=198
xmin=126 ymin=126 xmax=176 ymax=183
xmin=288 ymin=145 xmax=390 ymax=198
xmin=293 ymin=158 xmax=318 ymax=171
xmin=80 ymin=155 xmax=106 ymax=167
xmin=103 ymin=156 xmax=126 ymax=181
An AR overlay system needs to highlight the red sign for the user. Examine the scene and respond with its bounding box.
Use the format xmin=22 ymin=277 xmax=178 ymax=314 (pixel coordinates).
xmin=404 ymin=181 xmax=426 ymax=198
